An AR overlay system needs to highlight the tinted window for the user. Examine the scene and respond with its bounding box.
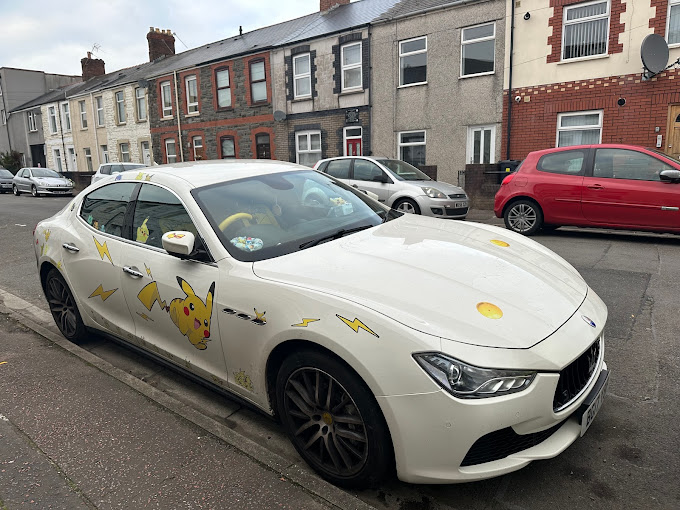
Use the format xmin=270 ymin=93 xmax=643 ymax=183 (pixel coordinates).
xmin=537 ymin=151 xmax=585 ymax=175
xmin=316 ymin=161 xmax=329 ymax=172
xmin=80 ymin=183 xmax=137 ymax=237
xmin=133 ymin=184 xmax=197 ymax=249
xmin=375 ymin=159 xmax=430 ymax=181
xmin=101 ymin=165 xmax=111 ymax=175
xmin=353 ymin=160 xmax=385 ymax=181
xmin=0 ymin=169 xmax=13 ymax=178
xmin=594 ymin=148 xmax=675 ymax=181
xmin=110 ymin=164 xmax=126 ymax=175
xmin=325 ymin=160 xmax=352 ymax=179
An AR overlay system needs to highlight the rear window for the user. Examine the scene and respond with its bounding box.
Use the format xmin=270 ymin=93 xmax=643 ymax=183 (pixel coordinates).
xmin=80 ymin=182 xmax=137 ymax=238
xmin=537 ymin=150 xmax=585 ymax=175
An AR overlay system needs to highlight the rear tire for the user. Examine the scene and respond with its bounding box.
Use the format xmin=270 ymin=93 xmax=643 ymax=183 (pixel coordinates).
xmin=504 ymin=200 xmax=543 ymax=235
xmin=44 ymin=268 xmax=87 ymax=343
xmin=13 ymin=185 xmax=20 ymax=196
xmin=393 ymin=198 xmax=420 ymax=215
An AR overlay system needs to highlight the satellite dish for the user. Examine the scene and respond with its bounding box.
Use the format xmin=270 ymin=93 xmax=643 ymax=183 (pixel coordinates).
xmin=273 ymin=110 xmax=286 ymax=122
xmin=641 ymin=34 xmax=669 ymax=78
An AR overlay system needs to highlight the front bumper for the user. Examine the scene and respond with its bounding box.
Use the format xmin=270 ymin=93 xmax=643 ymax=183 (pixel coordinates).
xmin=416 ymin=196 xmax=469 ymax=219
xmin=37 ymin=186 xmax=73 ymax=195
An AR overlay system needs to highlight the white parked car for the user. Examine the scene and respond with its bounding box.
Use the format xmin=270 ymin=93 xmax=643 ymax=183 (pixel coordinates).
xmin=314 ymin=156 xmax=469 ymax=219
xmin=90 ymin=162 xmax=147 ymax=184
xmin=34 ymin=160 xmax=608 ymax=487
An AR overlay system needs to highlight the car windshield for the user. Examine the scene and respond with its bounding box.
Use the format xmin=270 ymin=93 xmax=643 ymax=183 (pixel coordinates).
xmin=0 ymin=169 xmax=13 ymax=178
xmin=375 ymin=159 xmax=431 ymax=181
xmin=31 ymin=168 xmax=60 ymax=178
xmin=646 ymin=148 xmax=680 ymax=166
xmin=194 ymin=170 xmax=395 ymax=262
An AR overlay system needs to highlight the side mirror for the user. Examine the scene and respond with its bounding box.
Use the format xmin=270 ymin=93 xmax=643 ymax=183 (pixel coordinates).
xmin=660 ymin=169 xmax=680 ymax=183
xmin=372 ymin=173 xmax=389 ymax=183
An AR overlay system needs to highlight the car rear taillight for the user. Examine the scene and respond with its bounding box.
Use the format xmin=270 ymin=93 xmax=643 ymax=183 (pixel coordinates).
xmin=33 ymin=224 xmax=38 ymax=236
xmin=501 ymin=173 xmax=516 ymax=186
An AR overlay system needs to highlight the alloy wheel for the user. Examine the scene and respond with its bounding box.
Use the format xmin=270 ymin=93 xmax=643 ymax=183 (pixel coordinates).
xmin=13 ymin=185 xmax=19 ymax=196
xmin=507 ymin=203 xmax=538 ymax=233
xmin=46 ymin=275 xmax=78 ymax=338
xmin=32 ymin=185 xmax=38 ymax=197
xmin=395 ymin=200 xmax=418 ymax=214
xmin=283 ymin=367 xmax=369 ymax=477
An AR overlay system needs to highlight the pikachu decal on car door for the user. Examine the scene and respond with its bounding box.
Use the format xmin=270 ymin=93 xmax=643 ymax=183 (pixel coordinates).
xmin=137 ymin=276 xmax=215 ymax=350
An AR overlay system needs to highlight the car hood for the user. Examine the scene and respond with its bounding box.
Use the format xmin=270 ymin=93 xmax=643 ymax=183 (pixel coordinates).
xmin=252 ymin=215 xmax=587 ymax=349
xmin=34 ymin=177 xmax=71 ymax=186
xmin=404 ymin=180 xmax=466 ymax=195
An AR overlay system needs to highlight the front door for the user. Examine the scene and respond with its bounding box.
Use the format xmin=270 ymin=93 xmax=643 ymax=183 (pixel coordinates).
xmin=349 ymin=158 xmax=392 ymax=203
xmin=665 ymin=104 xmax=680 ymax=160
xmin=68 ymin=147 xmax=77 ymax=172
xmin=141 ymin=141 xmax=151 ymax=166
xmin=256 ymin=133 xmax=271 ymax=159
xmin=346 ymin=138 xmax=361 ymax=156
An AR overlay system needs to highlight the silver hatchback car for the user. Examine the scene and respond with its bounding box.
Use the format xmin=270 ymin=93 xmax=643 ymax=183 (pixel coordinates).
xmin=314 ymin=156 xmax=469 ymax=219
xmin=12 ymin=167 xmax=73 ymax=197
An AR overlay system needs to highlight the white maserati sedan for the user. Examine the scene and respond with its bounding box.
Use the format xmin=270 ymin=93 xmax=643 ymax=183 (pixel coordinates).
xmin=34 ymin=160 xmax=608 ymax=487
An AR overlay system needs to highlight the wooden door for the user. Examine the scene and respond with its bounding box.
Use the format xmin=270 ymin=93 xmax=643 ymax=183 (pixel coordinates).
xmin=665 ymin=104 xmax=680 ymax=160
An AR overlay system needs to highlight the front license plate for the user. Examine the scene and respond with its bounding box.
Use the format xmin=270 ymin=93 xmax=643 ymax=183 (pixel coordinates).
xmin=580 ymin=369 xmax=609 ymax=436
xmin=454 ymin=202 xmax=467 ymax=208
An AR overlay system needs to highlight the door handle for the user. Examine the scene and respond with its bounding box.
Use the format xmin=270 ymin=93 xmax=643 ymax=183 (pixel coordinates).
xmin=122 ymin=266 xmax=144 ymax=278
xmin=587 ymin=184 xmax=604 ymax=190
xmin=62 ymin=243 xmax=80 ymax=252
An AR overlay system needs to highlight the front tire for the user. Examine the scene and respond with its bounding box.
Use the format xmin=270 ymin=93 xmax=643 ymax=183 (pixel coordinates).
xmin=393 ymin=198 xmax=421 ymax=215
xmin=13 ymin=185 xmax=20 ymax=196
xmin=504 ymin=200 xmax=543 ymax=235
xmin=276 ymin=349 xmax=392 ymax=488
xmin=31 ymin=185 xmax=40 ymax=197
xmin=44 ymin=268 xmax=87 ymax=343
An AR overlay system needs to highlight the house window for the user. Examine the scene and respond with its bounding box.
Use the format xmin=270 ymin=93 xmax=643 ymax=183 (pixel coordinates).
xmin=215 ymin=68 xmax=231 ymax=108
xmin=161 ymin=81 xmax=173 ymax=117
xmin=120 ymin=143 xmax=130 ymax=162
xmin=115 ymin=91 xmax=126 ymax=123
xmin=341 ymin=42 xmax=362 ymax=90
xmin=192 ymin=136 xmax=204 ymax=160
xmin=27 ymin=111 xmax=37 ymax=132
xmin=84 ymin=148 xmax=93 ymax=171
xmin=101 ymin=145 xmax=109 ymax=164
xmin=53 ymin=149 xmax=63 ymax=172
xmin=136 ymin=87 xmax=147 ymax=121
xmin=79 ymin=100 xmax=87 ymax=129
xmin=668 ymin=0 xmax=680 ymax=44
xmin=95 ymin=96 xmax=104 ymax=126
xmin=48 ymin=106 xmax=58 ymax=134
xmin=296 ymin=130 xmax=322 ymax=167
xmin=61 ymin=103 xmax=71 ymax=131
xmin=250 ymin=60 xmax=267 ymax=103
xmin=165 ymin=138 xmax=177 ymax=163
xmin=398 ymin=131 xmax=426 ymax=167
xmin=185 ymin=75 xmax=198 ymax=114
xmin=562 ymin=0 xmax=609 ymax=60
xmin=256 ymin=133 xmax=271 ymax=159
xmin=467 ymin=125 xmax=496 ymax=164
xmin=293 ymin=54 xmax=311 ymax=98
xmin=221 ymin=136 xmax=236 ymax=158
xmin=556 ymin=110 xmax=603 ymax=146
xmin=399 ymin=36 xmax=427 ymax=86
xmin=461 ymin=23 xmax=495 ymax=77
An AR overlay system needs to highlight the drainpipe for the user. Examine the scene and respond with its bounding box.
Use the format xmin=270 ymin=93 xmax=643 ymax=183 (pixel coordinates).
xmin=56 ymin=102 xmax=68 ymax=171
xmin=505 ymin=0 xmax=516 ymax=160
xmin=90 ymin=93 xmax=101 ymax=167
xmin=367 ymin=24 xmax=372 ymax=157
xmin=174 ymin=70 xmax=184 ymax=162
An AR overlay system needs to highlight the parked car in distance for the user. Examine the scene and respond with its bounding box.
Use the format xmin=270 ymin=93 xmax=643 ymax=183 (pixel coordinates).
xmin=495 ymin=144 xmax=680 ymax=235
xmin=91 ymin=162 xmax=147 ymax=184
xmin=0 ymin=168 xmax=14 ymax=193
xmin=314 ymin=156 xmax=469 ymax=219
xmin=35 ymin=160 xmax=608 ymax=488
xmin=13 ymin=167 xmax=73 ymax=197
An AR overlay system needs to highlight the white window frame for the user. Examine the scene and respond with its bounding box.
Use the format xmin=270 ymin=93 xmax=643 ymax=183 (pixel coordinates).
xmin=343 ymin=126 xmax=362 ymax=156
xmin=79 ymin=100 xmax=87 ymax=129
xmin=667 ymin=0 xmax=680 ymax=46
xmin=101 ymin=145 xmax=109 ymax=164
xmin=460 ymin=22 xmax=496 ymax=78
xmin=27 ymin=111 xmax=37 ymax=132
xmin=215 ymin=67 xmax=231 ymax=108
xmin=95 ymin=96 xmax=104 ymax=127
xmin=161 ymin=81 xmax=173 ymax=118
xmin=119 ymin=142 xmax=130 ymax=162
xmin=293 ymin=53 xmax=312 ymax=99
xmin=341 ymin=42 xmax=362 ymax=91
xmin=192 ymin=136 xmax=203 ymax=160
xmin=53 ymin=149 xmax=63 ymax=172
xmin=466 ymin=125 xmax=496 ymax=164
xmin=399 ymin=36 xmax=427 ymax=87
xmin=136 ymin=87 xmax=147 ymax=121
xmin=61 ymin=102 xmax=71 ymax=132
xmin=115 ymin=90 xmax=126 ymax=124
xmin=84 ymin=148 xmax=93 ymax=171
xmin=397 ymin=130 xmax=426 ymax=164
xmin=165 ymin=138 xmax=177 ymax=163
xmin=48 ymin=106 xmax=58 ymax=134
xmin=561 ymin=0 xmax=610 ymax=61
xmin=295 ymin=130 xmax=322 ymax=166
xmin=185 ymin=75 xmax=199 ymax=114
xmin=556 ymin=110 xmax=603 ymax=147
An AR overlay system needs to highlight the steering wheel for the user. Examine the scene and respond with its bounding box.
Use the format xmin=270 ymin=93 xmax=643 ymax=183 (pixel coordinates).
xmin=219 ymin=213 xmax=253 ymax=232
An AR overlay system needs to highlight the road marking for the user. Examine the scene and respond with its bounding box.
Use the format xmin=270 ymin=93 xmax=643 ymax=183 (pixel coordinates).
xmin=15 ymin=223 xmax=26 ymax=227
xmin=0 ymin=361 xmax=7 ymax=365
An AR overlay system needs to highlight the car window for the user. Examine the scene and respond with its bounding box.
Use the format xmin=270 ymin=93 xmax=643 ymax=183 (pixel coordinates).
xmin=325 ymin=160 xmax=352 ymax=179
xmin=353 ymin=160 xmax=385 ymax=182
xmin=375 ymin=159 xmax=430 ymax=181
xmin=19 ymin=169 xmax=27 ymax=178
xmin=110 ymin=164 xmax=126 ymax=175
xmin=132 ymin=184 xmax=198 ymax=249
xmin=31 ymin=168 xmax=60 ymax=178
xmin=100 ymin=165 xmax=111 ymax=175
xmin=594 ymin=148 xmax=675 ymax=181
xmin=316 ymin=161 xmax=329 ymax=173
xmin=80 ymin=182 xmax=137 ymax=237
xmin=537 ymin=151 xmax=585 ymax=175
xmin=0 ymin=169 xmax=12 ymax=178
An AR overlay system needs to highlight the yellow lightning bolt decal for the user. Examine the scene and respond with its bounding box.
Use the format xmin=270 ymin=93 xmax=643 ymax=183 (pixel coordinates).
xmin=44 ymin=229 xmax=51 ymax=241
xmin=136 ymin=312 xmax=154 ymax=321
xmin=336 ymin=315 xmax=379 ymax=337
xmin=93 ymin=237 xmax=113 ymax=264
xmin=254 ymin=309 xmax=267 ymax=323
xmin=145 ymin=264 xmax=153 ymax=278
xmin=89 ymin=284 xmax=117 ymax=301
xmin=292 ymin=318 xmax=320 ymax=327
xmin=57 ymin=261 xmax=62 ymax=270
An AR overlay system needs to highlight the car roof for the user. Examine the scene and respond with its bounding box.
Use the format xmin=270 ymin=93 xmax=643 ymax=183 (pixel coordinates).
xmin=529 ymin=143 xmax=648 ymax=157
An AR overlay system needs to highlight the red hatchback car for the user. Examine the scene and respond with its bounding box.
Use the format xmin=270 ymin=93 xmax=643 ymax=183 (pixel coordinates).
xmin=494 ymin=144 xmax=680 ymax=235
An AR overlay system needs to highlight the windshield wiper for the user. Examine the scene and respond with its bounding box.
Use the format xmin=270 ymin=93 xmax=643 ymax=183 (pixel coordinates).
xmin=299 ymin=224 xmax=374 ymax=250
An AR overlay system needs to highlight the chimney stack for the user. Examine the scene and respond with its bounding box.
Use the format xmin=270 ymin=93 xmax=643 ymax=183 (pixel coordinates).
xmin=147 ymin=27 xmax=176 ymax=62
xmin=320 ymin=0 xmax=349 ymax=12
xmin=81 ymin=52 xmax=106 ymax=81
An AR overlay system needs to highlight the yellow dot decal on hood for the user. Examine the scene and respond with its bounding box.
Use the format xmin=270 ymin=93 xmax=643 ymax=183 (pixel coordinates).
xmin=490 ymin=239 xmax=509 ymax=247
xmin=477 ymin=302 xmax=503 ymax=319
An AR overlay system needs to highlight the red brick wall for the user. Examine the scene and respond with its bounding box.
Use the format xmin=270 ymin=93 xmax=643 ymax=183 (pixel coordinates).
xmin=502 ymin=69 xmax=680 ymax=160
xmin=650 ymin=0 xmax=669 ymax=35
xmin=547 ymin=0 xmax=626 ymax=63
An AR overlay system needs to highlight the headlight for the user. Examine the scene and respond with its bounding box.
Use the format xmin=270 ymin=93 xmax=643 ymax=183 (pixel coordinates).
xmin=413 ymin=353 xmax=536 ymax=398
xmin=421 ymin=187 xmax=447 ymax=199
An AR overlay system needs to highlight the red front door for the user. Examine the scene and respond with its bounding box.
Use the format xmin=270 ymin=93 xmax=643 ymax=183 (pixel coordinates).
xmin=346 ymin=138 xmax=362 ymax=156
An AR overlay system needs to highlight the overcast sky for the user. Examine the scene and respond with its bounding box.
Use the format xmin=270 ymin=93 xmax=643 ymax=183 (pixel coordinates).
xmin=0 ymin=0 xmax=323 ymax=76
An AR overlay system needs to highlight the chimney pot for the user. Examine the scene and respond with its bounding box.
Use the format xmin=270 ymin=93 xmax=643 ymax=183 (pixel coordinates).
xmin=147 ymin=27 xmax=176 ymax=61
xmin=81 ymin=54 xmax=105 ymax=81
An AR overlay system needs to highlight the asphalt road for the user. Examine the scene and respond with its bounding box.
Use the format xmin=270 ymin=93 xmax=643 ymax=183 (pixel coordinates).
xmin=1 ymin=192 xmax=679 ymax=509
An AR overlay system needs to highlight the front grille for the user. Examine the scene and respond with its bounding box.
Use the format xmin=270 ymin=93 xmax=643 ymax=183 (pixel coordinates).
xmin=553 ymin=338 xmax=601 ymax=412
xmin=448 ymin=193 xmax=467 ymax=199
xmin=446 ymin=207 xmax=469 ymax=216
xmin=45 ymin=187 xmax=70 ymax=192
xmin=461 ymin=420 xmax=566 ymax=466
